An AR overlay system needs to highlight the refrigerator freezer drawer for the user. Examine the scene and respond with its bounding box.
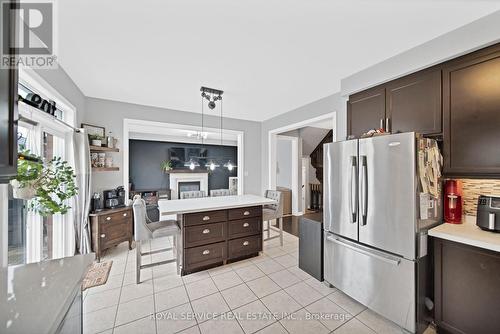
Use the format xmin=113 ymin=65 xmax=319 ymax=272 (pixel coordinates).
xmin=324 ymin=232 xmax=416 ymax=333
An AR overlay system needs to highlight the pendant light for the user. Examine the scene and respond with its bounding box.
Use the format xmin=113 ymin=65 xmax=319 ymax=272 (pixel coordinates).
xmin=224 ymin=160 xmax=237 ymax=171
xmin=184 ymin=158 xmax=200 ymax=170
xmin=207 ymin=160 xmax=220 ymax=171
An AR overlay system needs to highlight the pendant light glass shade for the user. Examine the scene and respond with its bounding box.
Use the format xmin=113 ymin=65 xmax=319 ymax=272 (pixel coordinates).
xmin=184 ymin=159 xmax=200 ymax=170
xmin=223 ymin=160 xmax=237 ymax=171
xmin=207 ymin=160 xmax=220 ymax=171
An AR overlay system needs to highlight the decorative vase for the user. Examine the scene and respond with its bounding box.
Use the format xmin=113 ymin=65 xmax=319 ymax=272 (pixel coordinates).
xmin=10 ymin=179 xmax=36 ymax=200
xmin=91 ymin=139 xmax=102 ymax=147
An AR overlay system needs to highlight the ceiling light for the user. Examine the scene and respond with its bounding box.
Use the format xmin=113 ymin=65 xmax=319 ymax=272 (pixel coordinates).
xmin=224 ymin=160 xmax=237 ymax=171
xmin=207 ymin=160 xmax=220 ymax=171
xmin=184 ymin=158 xmax=200 ymax=170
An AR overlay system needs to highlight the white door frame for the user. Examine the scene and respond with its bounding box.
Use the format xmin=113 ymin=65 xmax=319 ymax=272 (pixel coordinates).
xmin=276 ymin=135 xmax=300 ymax=215
xmin=268 ymin=112 xmax=336 ymax=215
xmin=123 ymin=118 xmax=245 ymax=200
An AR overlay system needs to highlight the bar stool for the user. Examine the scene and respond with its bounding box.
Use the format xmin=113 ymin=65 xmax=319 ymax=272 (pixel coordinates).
xmin=210 ymin=189 xmax=231 ymax=197
xmin=180 ymin=190 xmax=206 ymax=199
xmin=262 ymin=190 xmax=285 ymax=246
xmin=132 ymin=196 xmax=180 ymax=283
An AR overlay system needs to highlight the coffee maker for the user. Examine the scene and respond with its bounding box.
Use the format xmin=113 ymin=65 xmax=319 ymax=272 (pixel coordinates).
xmin=103 ymin=186 xmax=125 ymax=209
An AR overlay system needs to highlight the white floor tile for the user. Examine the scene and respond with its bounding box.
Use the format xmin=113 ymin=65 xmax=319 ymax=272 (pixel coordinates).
xmin=86 ymin=274 xmax=123 ymax=295
xmin=185 ymin=277 xmax=219 ymax=300
xmin=234 ymin=264 xmax=265 ymax=282
xmin=207 ymin=265 xmax=233 ymax=277
xmin=156 ymin=303 xmax=197 ymax=334
xmin=304 ymin=277 xmax=337 ymax=296
xmin=123 ymin=268 xmax=153 ymax=286
xmin=255 ymin=322 xmax=288 ymax=334
xmin=255 ymin=259 xmax=285 ymax=275
xmin=334 ymin=318 xmax=376 ymax=334
xmin=211 ymin=271 xmax=244 ymax=291
xmin=273 ymin=254 xmax=297 ymax=268
xmin=356 ymin=309 xmax=406 ymax=334
xmin=279 ymin=309 xmax=330 ymax=334
xmin=191 ymin=292 xmax=230 ymax=323
xmin=155 ymin=285 xmax=189 ymax=312
xmin=153 ymin=273 xmax=184 ymax=293
xmin=268 ymin=269 xmax=301 ymax=289
xmin=305 ymin=297 xmax=351 ymax=331
xmin=115 ymin=294 xmax=155 ymax=327
xmin=327 ymin=291 xmax=366 ymax=316
xmin=221 ymin=283 xmax=258 ymax=310
xmin=178 ymin=325 xmax=201 ymax=334
xmin=260 ymin=290 xmax=301 ymax=319
xmin=119 ymin=280 xmax=153 ymax=303
xmin=233 ymin=300 xmax=276 ymax=334
xmin=84 ymin=287 xmax=121 ymax=313
xmin=286 ymin=266 xmax=313 ymax=281
xmin=284 ymin=282 xmax=323 ymax=307
xmin=83 ymin=305 xmax=117 ymax=334
xmin=246 ymin=276 xmax=281 ymax=298
xmin=113 ymin=316 xmax=156 ymax=334
xmin=183 ymin=270 xmax=210 ymax=284
xmin=263 ymin=247 xmax=287 ymax=258
xmin=199 ymin=313 xmax=244 ymax=334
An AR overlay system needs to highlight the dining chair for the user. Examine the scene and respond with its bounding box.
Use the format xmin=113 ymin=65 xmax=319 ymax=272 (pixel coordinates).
xmin=262 ymin=190 xmax=285 ymax=246
xmin=180 ymin=190 xmax=206 ymax=199
xmin=210 ymin=189 xmax=231 ymax=197
xmin=132 ymin=196 xmax=181 ymax=283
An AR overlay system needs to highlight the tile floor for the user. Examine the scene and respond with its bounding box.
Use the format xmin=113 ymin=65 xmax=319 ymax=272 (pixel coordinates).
xmin=83 ymin=231 xmax=410 ymax=334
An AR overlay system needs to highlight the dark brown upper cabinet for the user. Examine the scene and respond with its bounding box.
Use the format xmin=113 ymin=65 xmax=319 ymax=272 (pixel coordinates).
xmin=386 ymin=69 xmax=442 ymax=135
xmin=443 ymin=45 xmax=500 ymax=176
xmin=347 ymin=86 xmax=385 ymax=138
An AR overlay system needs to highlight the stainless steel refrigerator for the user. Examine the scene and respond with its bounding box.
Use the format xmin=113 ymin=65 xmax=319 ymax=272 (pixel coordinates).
xmin=323 ymin=132 xmax=442 ymax=333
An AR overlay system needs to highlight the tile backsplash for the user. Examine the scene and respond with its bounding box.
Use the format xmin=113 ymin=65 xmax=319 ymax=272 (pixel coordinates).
xmin=460 ymin=179 xmax=500 ymax=216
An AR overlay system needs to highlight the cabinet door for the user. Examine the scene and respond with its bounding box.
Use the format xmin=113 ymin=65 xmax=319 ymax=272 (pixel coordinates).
xmin=386 ymin=69 xmax=442 ymax=135
xmin=443 ymin=46 xmax=500 ymax=175
xmin=347 ymin=87 xmax=385 ymax=138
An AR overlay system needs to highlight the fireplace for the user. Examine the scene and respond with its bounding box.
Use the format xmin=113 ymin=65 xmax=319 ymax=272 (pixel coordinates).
xmin=178 ymin=181 xmax=201 ymax=199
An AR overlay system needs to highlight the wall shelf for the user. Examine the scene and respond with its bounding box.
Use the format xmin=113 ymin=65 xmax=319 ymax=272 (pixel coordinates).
xmin=92 ymin=167 xmax=120 ymax=172
xmin=90 ymin=145 xmax=119 ymax=153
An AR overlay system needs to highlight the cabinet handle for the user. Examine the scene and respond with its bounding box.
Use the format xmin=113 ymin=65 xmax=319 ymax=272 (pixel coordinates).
xmin=243 ymin=223 xmax=249 ymax=227
xmin=106 ymin=217 xmax=111 ymax=221
xmin=386 ymin=117 xmax=391 ymax=132
xmin=202 ymin=250 xmax=210 ymax=255
xmin=243 ymin=241 xmax=249 ymax=246
xmin=100 ymin=234 xmax=106 ymax=238
xmin=243 ymin=211 xmax=250 ymax=216
xmin=202 ymin=216 xmax=210 ymax=221
xmin=123 ymin=213 xmax=127 ymax=217
xmin=202 ymin=229 xmax=210 ymax=234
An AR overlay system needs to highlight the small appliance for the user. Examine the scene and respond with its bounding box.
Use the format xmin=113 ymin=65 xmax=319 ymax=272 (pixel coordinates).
xmin=103 ymin=186 xmax=125 ymax=209
xmin=444 ymin=180 xmax=463 ymax=224
xmin=91 ymin=192 xmax=103 ymax=212
xmin=477 ymin=195 xmax=500 ymax=232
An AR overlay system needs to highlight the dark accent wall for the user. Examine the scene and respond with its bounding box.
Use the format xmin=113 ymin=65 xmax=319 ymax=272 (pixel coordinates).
xmin=129 ymin=140 xmax=237 ymax=192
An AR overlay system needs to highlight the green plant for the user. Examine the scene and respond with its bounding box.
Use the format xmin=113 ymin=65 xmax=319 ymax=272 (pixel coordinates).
xmin=160 ymin=160 xmax=173 ymax=172
xmin=88 ymin=134 xmax=104 ymax=141
xmin=14 ymin=150 xmax=78 ymax=217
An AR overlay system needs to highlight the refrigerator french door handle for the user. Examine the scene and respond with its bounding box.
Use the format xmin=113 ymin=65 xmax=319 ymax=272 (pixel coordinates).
xmin=326 ymin=235 xmax=401 ymax=266
xmin=360 ymin=156 xmax=368 ymax=225
xmin=350 ymin=156 xmax=357 ymax=223
xmin=379 ymin=118 xmax=385 ymax=130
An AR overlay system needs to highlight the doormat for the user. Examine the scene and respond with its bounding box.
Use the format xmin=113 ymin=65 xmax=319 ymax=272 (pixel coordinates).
xmin=82 ymin=261 xmax=113 ymax=291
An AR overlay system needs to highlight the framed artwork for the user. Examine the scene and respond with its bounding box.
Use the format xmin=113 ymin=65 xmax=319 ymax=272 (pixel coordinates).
xmin=81 ymin=123 xmax=105 ymax=137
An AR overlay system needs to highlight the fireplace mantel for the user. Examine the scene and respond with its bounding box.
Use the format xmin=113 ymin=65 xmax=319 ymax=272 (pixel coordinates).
xmin=169 ymin=172 xmax=209 ymax=199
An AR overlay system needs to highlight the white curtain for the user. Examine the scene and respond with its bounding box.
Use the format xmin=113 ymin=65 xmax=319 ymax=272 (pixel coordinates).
xmin=72 ymin=129 xmax=92 ymax=254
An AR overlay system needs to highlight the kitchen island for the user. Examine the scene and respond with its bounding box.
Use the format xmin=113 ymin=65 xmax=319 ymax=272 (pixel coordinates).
xmin=158 ymin=195 xmax=275 ymax=275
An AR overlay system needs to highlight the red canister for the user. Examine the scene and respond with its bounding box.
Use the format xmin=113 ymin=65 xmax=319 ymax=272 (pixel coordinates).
xmin=444 ymin=179 xmax=463 ymax=224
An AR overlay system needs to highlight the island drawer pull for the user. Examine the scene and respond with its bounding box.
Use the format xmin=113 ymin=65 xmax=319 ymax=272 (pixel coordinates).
xmin=123 ymin=213 xmax=127 ymax=217
xmin=203 ymin=216 xmax=210 ymax=221
xmin=202 ymin=229 xmax=210 ymax=234
xmin=202 ymin=250 xmax=210 ymax=255
xmin=100 ymin=234 xmax=106 ymax=238
xmin=243 ymin=223 xmax=250 ymax=227
xmin=243 ymin=211 xmax=250 ymax=216
xmin=106 ymin=217 xmax=111 ymax=221
xmin=243 ymin=241 xmax=249 ymax=246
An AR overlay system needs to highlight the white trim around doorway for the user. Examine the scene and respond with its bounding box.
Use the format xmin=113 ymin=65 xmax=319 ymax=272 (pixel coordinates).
xmin=123 ymin=119 xmax=245 ymax=200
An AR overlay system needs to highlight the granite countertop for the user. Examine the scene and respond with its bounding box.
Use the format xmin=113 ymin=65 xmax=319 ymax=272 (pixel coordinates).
xmin=158 ymin=194 xmax=276 ymax=216
xmin=0 ymin=254 xmax=94 ymax=334
xmin=429 ymin=216 xmax=500 ymax=253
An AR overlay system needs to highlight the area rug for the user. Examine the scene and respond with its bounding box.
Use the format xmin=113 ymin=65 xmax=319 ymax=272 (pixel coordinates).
xmin=82 ymin=261 xmax=113 ymax=291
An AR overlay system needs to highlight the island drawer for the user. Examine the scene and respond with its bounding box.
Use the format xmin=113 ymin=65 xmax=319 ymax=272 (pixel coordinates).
xmin=184 ymin=222 xmax=226 ymax=248
xmin=183 ymin=210 xmax=227 ymax=227
xmin=228 ymin=217 xmax=261 ymax=239
xmin=184 ymin=241 xmax=227 ymax=271
xmin=228 ymin=206 xmax=262 ymax=220
xmin=228 ymin=235 xmax=262 ymax=259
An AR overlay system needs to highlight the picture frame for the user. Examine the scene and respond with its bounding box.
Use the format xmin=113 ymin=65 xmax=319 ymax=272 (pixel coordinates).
xmin=81 ymin=123 xmax=105 ymax=138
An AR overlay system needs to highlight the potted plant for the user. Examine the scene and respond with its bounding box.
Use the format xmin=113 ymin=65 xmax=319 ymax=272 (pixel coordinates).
xmin=11 ymin=150 xmax=78 ymax=216
xmin=89 ymin=134 xmax=104 ymax=147
xmin=160 ymin=160 xmax=173 ymax=172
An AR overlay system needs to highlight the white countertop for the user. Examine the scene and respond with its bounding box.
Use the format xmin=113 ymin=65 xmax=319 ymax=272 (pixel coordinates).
xmin=159 ymin=194 xmax=276 ymax=216
xmin=429 ymin=216 xmax=500 ymax=253
xmin=0 ymin=254 xmax=94 ymax=334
